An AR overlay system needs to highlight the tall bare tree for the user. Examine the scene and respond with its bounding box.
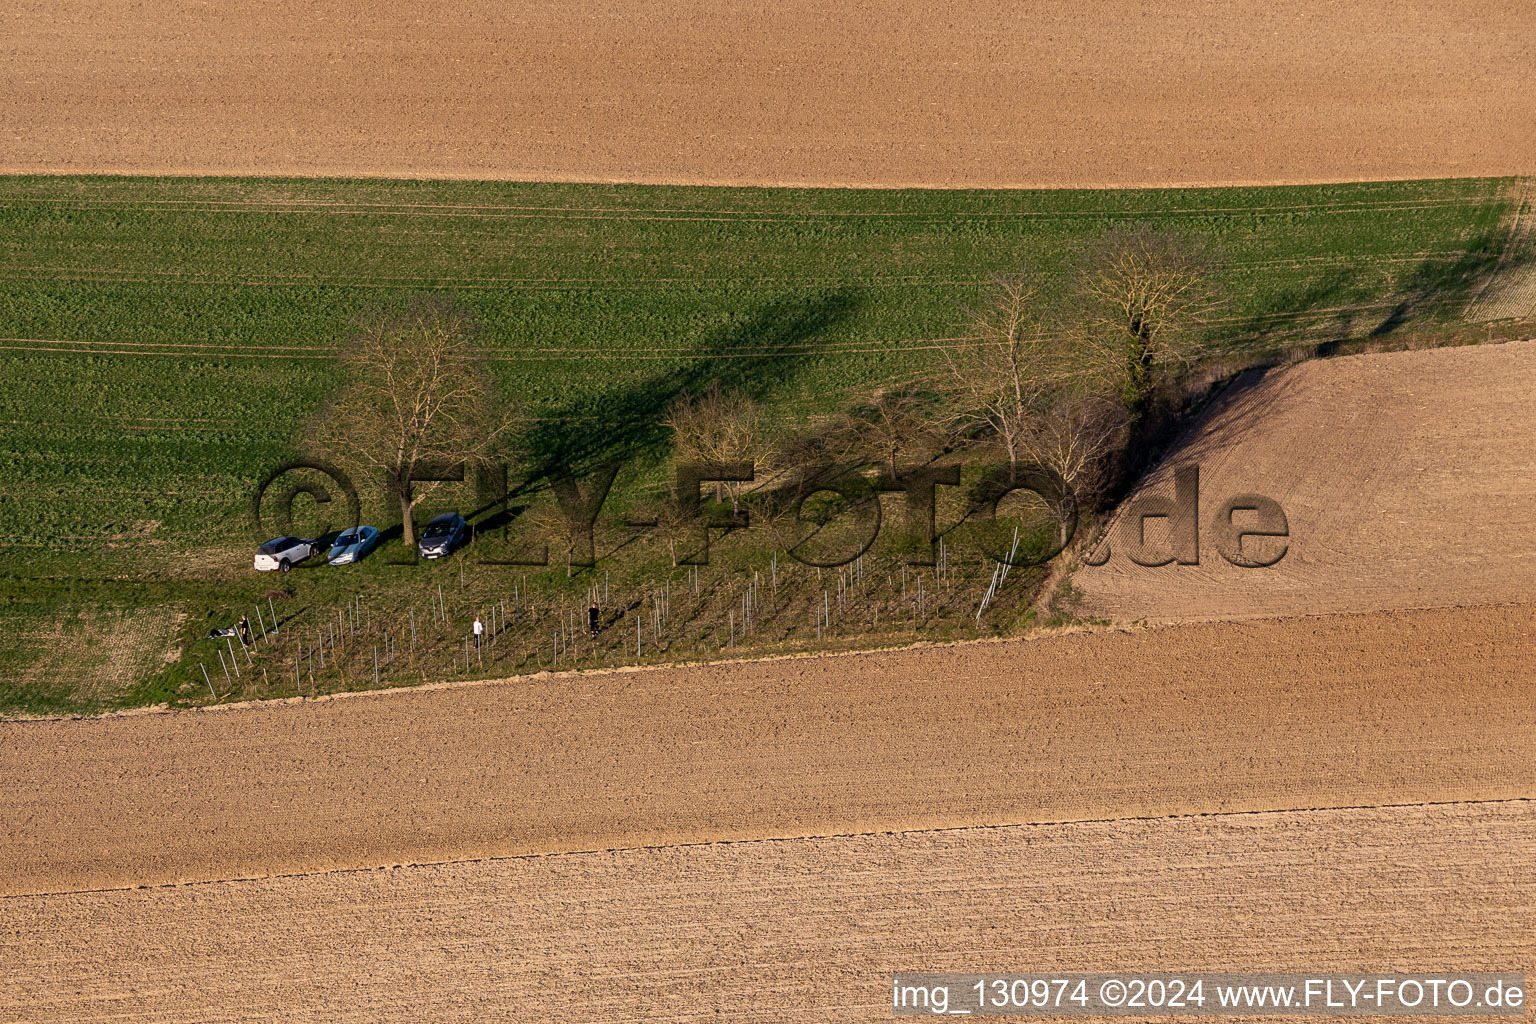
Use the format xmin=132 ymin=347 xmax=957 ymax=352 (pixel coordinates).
xmin=1011 ymin=394 xmax=1128 ymax=503
xmin=663 ymin=383 xmax=761 ymax=514
xmin=944 ymin=272 xmax=1118 ymax=489
xmin=1078 ymin=224 xmax=1222 ymax=410
xmin=308 ymin=296 xmax=514 ymax=547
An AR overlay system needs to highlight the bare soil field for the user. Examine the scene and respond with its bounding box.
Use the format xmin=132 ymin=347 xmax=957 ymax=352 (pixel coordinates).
xmin=3 ymin=601 xmax=1533 ymax=897
xmin=1076 ymin=340 xmax=1536 ymax=622
xmin=3 ymin=0 xmax=1534 ymax=188
xmin=4 ymin=801 xmax=1530 ymax=1023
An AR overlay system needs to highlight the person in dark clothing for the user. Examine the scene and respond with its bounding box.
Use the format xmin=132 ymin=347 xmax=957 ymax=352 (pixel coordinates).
xmin=588 ymin=602 xmax=600 ymax=638
xmin=238 ymin=614 xmax=252 ymax=646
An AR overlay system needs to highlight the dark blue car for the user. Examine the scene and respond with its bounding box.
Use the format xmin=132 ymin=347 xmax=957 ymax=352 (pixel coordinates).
xmin=418 ymin=512 xmax=468 ymax=559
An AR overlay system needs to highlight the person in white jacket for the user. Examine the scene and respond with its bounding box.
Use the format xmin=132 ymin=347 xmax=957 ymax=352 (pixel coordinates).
xmin=472 ymin=616 xmax=484 ymax=650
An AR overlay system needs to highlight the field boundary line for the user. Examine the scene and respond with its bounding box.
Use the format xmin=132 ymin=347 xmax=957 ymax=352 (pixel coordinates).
xmin=6 ymin=796 xmax=1529 ymax=901
xmin=0 ymin=341 xmax=335 ymax=360
xmin=0 ymin=194 xmax=1498 ymax=222
xmin=0 ymin=335 xmax=332 ymax=353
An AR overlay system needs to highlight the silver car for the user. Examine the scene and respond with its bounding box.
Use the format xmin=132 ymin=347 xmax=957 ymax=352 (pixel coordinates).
xmin=326 ymin=525 xmax=380 ymax=566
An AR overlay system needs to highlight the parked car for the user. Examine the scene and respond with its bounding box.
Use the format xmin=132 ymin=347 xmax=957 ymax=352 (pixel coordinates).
xmin=418 ymin=512 xmax=468 ymax=559
xmin=254 ymin=536 xmax=318 ymax=572
xmin=326 ymin=525 xmax=380 ymax=566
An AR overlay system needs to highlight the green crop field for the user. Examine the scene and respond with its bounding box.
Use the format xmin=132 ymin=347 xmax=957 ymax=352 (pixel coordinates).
xmin=0 ymin=174 xmax=1519 ymax=714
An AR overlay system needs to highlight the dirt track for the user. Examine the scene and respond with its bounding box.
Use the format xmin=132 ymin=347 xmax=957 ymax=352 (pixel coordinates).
xmin=4 ymin=801 xmax=1531 ymax=1023
xmin=1077 ymin=340 xmax=1536 ymax=622
xmin=3 ymin=601 xmax=1533 ymax=898
xmin=4 ymin=0 xmax=1535 ymax=187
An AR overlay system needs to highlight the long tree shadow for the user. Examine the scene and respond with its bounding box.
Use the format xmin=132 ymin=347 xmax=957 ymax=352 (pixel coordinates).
xmin=1229 ymin=267 xmax=1364 ymax=352
xmin=1368 ymin=230 xmax=1507 ymax=337
xmin=507 ymin=288 xmax=861 ymax=503
xmin=1227 ymin=227 xmax=1514 ymax=354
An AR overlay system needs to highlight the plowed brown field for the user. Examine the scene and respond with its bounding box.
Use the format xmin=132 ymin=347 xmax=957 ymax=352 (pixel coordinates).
xmin=4 ymin=801 xmax=1531 ymax=1023
xmin=3 ymin=602 xmax=1534 ymax=898
xmin=4 ymin=0 xmax=1534 ymax=187
xmin=1077 ymin=340 xmax=1536 ymax=622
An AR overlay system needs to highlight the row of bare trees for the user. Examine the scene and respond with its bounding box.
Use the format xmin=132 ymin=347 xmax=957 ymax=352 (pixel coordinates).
xmin=656 ymin=225 xmax=1220 ymax=510
xmin=945 ymin=224 xmax=1220 ymax=500
xmin=303 ymin=224 xmax=1218 ymax=553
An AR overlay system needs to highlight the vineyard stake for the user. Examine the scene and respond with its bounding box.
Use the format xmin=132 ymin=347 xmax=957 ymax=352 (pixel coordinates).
xmin=200 ymin=662 xmax=216 ymax=700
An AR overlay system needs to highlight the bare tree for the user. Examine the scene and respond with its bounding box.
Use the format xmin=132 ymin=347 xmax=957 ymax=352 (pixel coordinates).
xmin=308 ymin=296 xmax=514 ymax=547
xmin=1012 ymin=394 xmax=1129 ymax=503
xmin=521 ymin=499 xmax=580 ymax=575
xmin=663 ymin=383 xmax=761 ymax=514
xmin=761 ymin=422 xmax=853 ymax=482
xmin=838 ymin=385 xmax=947 ymax=480
xmin=640 ymin=494 xmax=704 ymax=567
xmin=1078 ymin=224 xmax=1223 ymax=410
xmin=748 ymin=421 xmax=859 ymax=537
xmin=944 ymin=273 xmax=1117 ymax=487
